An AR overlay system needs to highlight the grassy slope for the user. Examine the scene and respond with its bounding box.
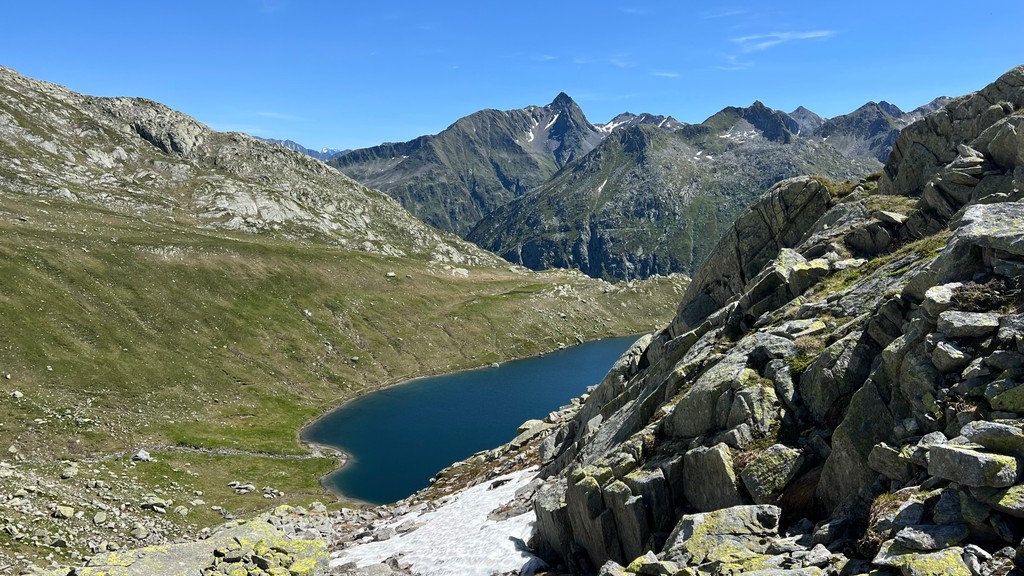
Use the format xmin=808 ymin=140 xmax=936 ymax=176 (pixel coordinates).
xmin=0 ymin=188 xmax=685 ymax=512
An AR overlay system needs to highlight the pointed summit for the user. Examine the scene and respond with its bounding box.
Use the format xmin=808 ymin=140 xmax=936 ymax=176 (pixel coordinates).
xmin=549 ymin=92 xmax=577 ymax=110
xmin=788 ymin=106 xmax=826 ymax=135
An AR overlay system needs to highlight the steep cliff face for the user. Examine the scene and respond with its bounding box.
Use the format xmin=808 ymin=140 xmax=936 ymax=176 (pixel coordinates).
xmin=531 ymin=65 xmax=1024 ymax=575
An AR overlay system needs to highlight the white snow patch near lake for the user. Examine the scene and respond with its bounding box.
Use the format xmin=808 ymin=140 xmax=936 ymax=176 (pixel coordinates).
xmin=331 ymin=467 xmax=545 ymax=576
xmin=596 ymin=178 xmax=608 ymax=195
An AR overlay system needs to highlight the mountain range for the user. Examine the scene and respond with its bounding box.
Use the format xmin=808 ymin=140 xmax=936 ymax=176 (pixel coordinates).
xmin=258 ymin=137 xmax=346 ymax=161
xmin=324 ymin=92 xmax=950 ymax=280
xmin=467 ymin=104 xmax=873 ymax=279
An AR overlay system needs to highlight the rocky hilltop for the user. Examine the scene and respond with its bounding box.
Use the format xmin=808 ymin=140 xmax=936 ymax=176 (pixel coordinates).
xmin=329 ymin=93 xmax=603 ymax=235
xmin=467 ymin=103 xmax=872 ymax=280
xmin=523 ymin=64 xmax=1024 ymax=575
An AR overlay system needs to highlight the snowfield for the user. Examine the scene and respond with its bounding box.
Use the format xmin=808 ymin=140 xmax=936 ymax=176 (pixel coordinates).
xmin=331 ymin=467 xmax=545 ymax=575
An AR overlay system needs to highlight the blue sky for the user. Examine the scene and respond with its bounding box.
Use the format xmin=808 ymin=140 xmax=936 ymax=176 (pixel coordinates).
xmin=3 ymin=1 xmax=1022 ymax=151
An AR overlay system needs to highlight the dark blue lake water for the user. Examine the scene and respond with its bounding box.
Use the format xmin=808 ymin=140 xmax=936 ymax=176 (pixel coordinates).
xmin=301 ymin=335 xmax=640 ymax=504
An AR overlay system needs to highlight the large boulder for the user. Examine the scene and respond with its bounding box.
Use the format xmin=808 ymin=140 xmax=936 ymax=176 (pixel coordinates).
xmin=927 ymin=444 xmax=1020 ymax=488
xmin=682 ymin=444 xmax=744 ymax=511
xmin=739 ymin=444 xmax=805 ymax=505
xmin=661 ymin=505 xmax=781 ymax=566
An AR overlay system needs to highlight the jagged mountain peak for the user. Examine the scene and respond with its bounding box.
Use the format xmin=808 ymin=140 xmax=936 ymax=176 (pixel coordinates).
xmin=705 ymin=100 xmax=800 ymax=143
xmin=788 ymin=106 xmax=827 ymax=135
xmin=596 ymin=112 xmax=687 ymax=134
xmin=876 ymin=100 xmax=905 ymax=117
xmin=548 ymin=91 xmax=577 ymax=110
xmin=330 ymin=93 xmax=601 ymax=235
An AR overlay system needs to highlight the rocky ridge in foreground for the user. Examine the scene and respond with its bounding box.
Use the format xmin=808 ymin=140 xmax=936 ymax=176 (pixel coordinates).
xmin=526 ymin=64 xmax=1024 ymax=575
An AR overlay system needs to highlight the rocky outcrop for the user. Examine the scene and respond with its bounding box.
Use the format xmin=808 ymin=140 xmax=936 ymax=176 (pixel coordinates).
xmin=671 ymin=176 xmax=832 ymax=334
xmin=0 ymin=65 xmax=497 ymax=266
xmin=30 ymin=507 xmax=331 ymax=576
xmin=530 ymin=65 xmax=1024 ymax=575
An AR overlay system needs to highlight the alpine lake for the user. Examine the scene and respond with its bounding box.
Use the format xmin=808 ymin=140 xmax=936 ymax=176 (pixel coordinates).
xmin=302 ymin=335 xmax=640 ymax=504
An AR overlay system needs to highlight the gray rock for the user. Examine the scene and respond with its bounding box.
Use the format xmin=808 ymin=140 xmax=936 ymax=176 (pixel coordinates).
xmin=928 ymin=444 xmax=1020 ymax=487
xmin=960 ymin=420 xmax=1024 ymax=455
xmin=533 ymin=479 xmax=573 ymax=563
xmin=565 ymin=469 xmax=624 ymax=567
xmin=665 ymin=333 xmax=794 ymax=439
xmin=922 ymin=282 xmax=962 ymax=319
xmin=868 ymin=443 xmax=915 ymax=483
xmin=662 ymin=505 xmax=781 ymax=566
xmin=845 ymin=222 xmax=892 ymax=255
xmin=938 ymin=310 xmax=1001 ymax=338
xmin=798 ymin=331 xmax=862 ymax=425
xmin=817 ymin=381 xmax=893 ymax=514
xmin=683 ymin=443 xmax=744 ymax=511
xmin=673 ymin=177 xmax=832 ymax=333
xmin=932 ymin=340 xmax=971 ymax=373
xmin=985 ymin=484 xmax=1024 ymax=518
xmin=622 ymin=467 xmax=673 ymax=533
xmin=873 ymin=540 xmax=970 ymax=575
xmin=740 ymin=444 xmax=804 ymax=505
xmin=602 ymin=480 xmax=649 ymax=562
xmin=986 ymin=119 xmax=1021 ymax=170
xmin=985 ymin=350 xmax=1024 ymax=371
xmin=893 ymin=524 xmax=970 ymax=550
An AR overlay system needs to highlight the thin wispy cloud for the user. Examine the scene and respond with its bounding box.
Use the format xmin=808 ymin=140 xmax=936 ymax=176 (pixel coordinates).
xmin=533 ymin=54 xmax=558 ymax=62
xmin=732 ymin=31 xmax=835 ymax=53
xmin=255 ymin=111 xmax=305 ymax=122
xmin=702 ymin=9 xmax=746 ymax=19
xmin=715 ymin=55 xmax=753 ymax=72
xmin=573 ymin=57 xmax=592 ymax=65
xmin=609 ymin=54 xmax=635 ymax=69
xmin=653 ymin=71 xmax=680 ymax=78
xmin=621 ymin=7 xmax=647 ymax=15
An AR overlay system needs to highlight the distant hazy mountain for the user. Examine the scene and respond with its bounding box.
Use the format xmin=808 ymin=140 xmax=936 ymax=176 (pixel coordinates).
xmin=468 ymin=102 xmax=874 ymax=280
xmin=329 ymin=93 xmax=603 ymax=235
xmin=812 ymin=101 xmax=911 ymax=163
xmin=788 ymin=106 xmax=826 ymax=135
xmin=596 ymin=112 xmax=687 ymax=134
xmin=258 ymin=138 xmax=345 ymax=161
xmin=808 ymin=97 xmax=950 ymax=164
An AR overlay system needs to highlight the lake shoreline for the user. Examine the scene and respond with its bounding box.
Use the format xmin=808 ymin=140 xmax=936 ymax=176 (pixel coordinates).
xmin=298 ymin=333 xmax=646 ymax=505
